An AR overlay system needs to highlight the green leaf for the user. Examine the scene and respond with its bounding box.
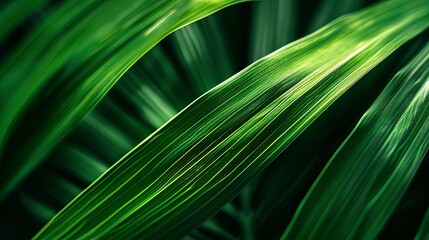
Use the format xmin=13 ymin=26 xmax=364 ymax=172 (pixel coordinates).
xmin=249 ymin=0 xmax=296 ymax=61
xmin=171 ymin=16 xmax=235 ymax=94
xmin=307 ymin=0 xmax=367 ymax=33
xmin=416 ymin=206 xmax=429 ymax=240
xmin=0 ymin=0 xmax=47 ymax=41
xmin=281 ymin=42 xmax=429 ymax=240
xmin=0 ymin=0 xmax=248 ymax=200
xmin=19 ymin=192 xmax=56 ymax=222
xmin=34 ymin=1 xmax=429 ymax=239
xmin=51 ymin=146 xmax=108 ymax=185
xmin=23 ymin=13 xmax=234 ymax=226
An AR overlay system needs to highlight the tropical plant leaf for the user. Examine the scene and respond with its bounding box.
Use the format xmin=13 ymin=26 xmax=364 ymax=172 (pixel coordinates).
xmin=0 ymin=0 xmax=47 ymax=41
xmin=31 ymin=1 xmax=429 ymax=239
xmin=26 ymin=11 xmax=234 ymax=217
xmin=416 ymin=206 xmax=429 ymax=240
xmin=281 ymin=41 xmax=429 ymax=240
xmin=249 ymin=0 xmax=296 ymax=61
xmin=215 ymin=1 xmax=299 ymax=238
xmin=19 ymin=192 xmax=57 ymax=222
xmin=1 ymin=13 xmax=237 ymax=238
xmin=0 ymin=0 xmax=248 ymax=200
xmin=307 ymin=0 xmax=368 ymax=33
xmin=171 ymin=16 xmax=235 ymax=94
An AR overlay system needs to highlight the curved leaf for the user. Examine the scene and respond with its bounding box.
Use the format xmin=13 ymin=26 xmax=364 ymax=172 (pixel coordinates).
xmin=0 ymin=0 xmax=47 ymax=41
xmin=416 ymin=205 xmax=429 ymax=240
xmin=0 ymin=0 xmax=247 ymax=200
xmin=34 ymin=1 xmax=429 ymax=239
xmin=282 ymin=42 xmax=429 ymax=240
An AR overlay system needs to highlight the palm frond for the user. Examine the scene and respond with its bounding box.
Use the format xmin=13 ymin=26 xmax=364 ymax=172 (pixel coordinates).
xmin=0 ymin=0 xmax=247 ymax=201
xmin=33 ymin=1 xmax=429 ymax=239
xmin=282 ymin=41 xmax=429 ymax=240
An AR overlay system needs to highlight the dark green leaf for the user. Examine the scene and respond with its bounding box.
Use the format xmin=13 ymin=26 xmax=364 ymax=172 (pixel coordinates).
xmin=282 ymin=41 xmax=429 ymax=240
xmin=34 ymin=1 xmax=429 ymax=239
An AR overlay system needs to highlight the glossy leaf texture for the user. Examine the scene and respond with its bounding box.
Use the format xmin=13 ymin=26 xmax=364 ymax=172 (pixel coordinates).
xmin=10 ymin=14 xmax=235 ymax=238
xmin=282 ymin=42 xmax=429 ymax=240
xmin=0 ymin=0 xmax=248 ymax=200
xmin=34 ymin=0 xmax=429 ymax=239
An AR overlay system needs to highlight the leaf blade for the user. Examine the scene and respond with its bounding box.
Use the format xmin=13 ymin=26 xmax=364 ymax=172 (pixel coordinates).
xmin=416 ymin=205 xmax=429 ymax=240
xmin=281 ymin=41 xmax=429 ymax=240
xmin=34 ymin=1 xmax=429 ymax=239
xmin=0 ymin=0 xmax=248 ymax=200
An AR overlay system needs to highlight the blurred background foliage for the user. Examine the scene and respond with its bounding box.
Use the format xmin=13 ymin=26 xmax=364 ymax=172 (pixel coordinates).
xmin=0 ymin=0 xmax=428 ymax=239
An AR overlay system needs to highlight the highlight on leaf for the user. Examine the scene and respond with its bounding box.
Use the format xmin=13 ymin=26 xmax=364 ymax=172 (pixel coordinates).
xmin=1 ymin=0 xmax=429 ymax=239
xmin=33 ymin=0 xmax=429 ymax=239
xmin=0 ymin=0 xmax=248 ymax=201
xmin=282 ymin=41 xmax=429 ymax=240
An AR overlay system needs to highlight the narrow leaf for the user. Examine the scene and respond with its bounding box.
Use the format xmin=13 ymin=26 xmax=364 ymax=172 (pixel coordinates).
xmin=282 ymin=42 xmax=429 ymax=240
xmin=307 ymin=0 xmax=367 ymax=33
xmin=171 ymin=17 xmax=235 ymax=94
xmin=0 ymin=0 xmax=247 ymax=200
xmin=0 ymin=0 xmax=47 ymax=41
xmin=416 ymin=205 xmax=429 ymax=240
xmin=250 ymin=0 xmax=296 ymax=61
xmin=34 ymin=1 xmax=429 ymax=239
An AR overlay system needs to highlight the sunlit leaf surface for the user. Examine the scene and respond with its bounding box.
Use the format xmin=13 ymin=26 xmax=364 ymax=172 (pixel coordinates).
xmin=282 ymin=41 xmax=429 ymax=240
xmin=33 ymin=1 xmax=429 ymax=239
xmin=0 ymin=0 xmax=247 ymax=201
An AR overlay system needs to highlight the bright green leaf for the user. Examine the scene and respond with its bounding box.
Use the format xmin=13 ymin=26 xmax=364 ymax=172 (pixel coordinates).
xmin=282 ymin=42 xmax=429 ymax=240
xmin=34 ymin=1 xmax=429 ymax=239
xmin=0 ymin=0 xmax=248 ymax=201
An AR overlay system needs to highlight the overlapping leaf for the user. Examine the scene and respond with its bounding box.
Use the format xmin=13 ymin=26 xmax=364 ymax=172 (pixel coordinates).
xmin=32 ymin=1 xmax=429 ymax=239
xmin=307 ymin=0 xmax=368 ymax=33
xmin=0 ymin=0 xmax=47 ymax=41
xmin=0 ymin=0 xmax=247 ymax=200
xmin=282 ymin=42 xmax=429 ymax=240
xmin=17 ymin=13 xmax=234 ymax=229
xmin=249 ymin=0 xmax=296 ymax=61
